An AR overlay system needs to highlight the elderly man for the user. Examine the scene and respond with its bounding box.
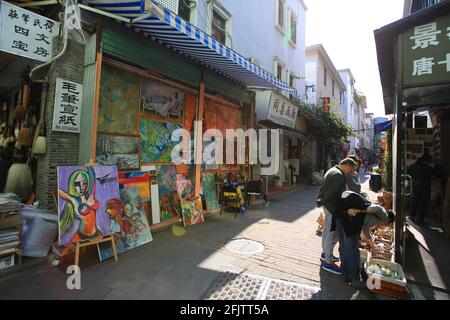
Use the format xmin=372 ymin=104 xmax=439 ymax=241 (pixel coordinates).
xmin=317 ymin=158 xmax=357 ymax=275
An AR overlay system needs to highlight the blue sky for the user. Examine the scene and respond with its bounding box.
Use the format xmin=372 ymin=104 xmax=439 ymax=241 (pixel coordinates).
xmin=305 ymin=0 xmax=405 ymax=116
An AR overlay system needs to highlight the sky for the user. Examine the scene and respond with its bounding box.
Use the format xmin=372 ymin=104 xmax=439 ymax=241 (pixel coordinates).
xmin=305 ymin=0 xmax=405 ymax=117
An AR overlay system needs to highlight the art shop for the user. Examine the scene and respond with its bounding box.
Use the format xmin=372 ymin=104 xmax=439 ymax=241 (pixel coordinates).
xmin=374 ymin=0 xmax=450 ymax=295
xmin=1 ymin=0 xmax=302 ymax=270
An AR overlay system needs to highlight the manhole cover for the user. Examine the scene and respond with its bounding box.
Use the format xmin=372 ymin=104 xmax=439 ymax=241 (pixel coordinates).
xmin=225 ymin=239 xmax=265 ymax=255
xmin=204 ymin=272 xmax=266 ymax=300
xmin=262 ymin=280 xmax=320 ymax=300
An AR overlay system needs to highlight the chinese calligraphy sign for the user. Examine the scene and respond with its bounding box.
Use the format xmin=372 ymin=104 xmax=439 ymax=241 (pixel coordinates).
xmin=0 ymin=1 xmax=60 ymax=62
xmin=52 ymin=78 xmax=83 ymax=133
xmin=266 ymin=92 xmax=298 ymax=128
xmin=402 ymin=14 xmax=450 ymax=87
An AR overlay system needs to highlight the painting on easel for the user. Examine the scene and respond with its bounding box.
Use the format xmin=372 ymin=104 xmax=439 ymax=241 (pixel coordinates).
xmin=57 ymin=166 xmax=120 ymax=246
xmin=97 ymin=171 xmax=153 ymax=261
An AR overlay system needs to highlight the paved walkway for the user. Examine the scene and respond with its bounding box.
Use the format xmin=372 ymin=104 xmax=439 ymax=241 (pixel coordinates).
xmin=0 ymin=173 xmax=384 ymax=300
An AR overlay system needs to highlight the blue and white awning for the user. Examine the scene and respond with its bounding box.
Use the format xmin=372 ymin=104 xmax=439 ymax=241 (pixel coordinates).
xmin=84 ymin=0 xmax=300 ymax=98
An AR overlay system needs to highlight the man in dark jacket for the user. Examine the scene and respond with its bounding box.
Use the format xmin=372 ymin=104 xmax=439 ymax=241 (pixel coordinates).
xmin=407 ymin=153 xmax=433 ymax=225
xmin=317 ymin=158 xmax=357 ymax=275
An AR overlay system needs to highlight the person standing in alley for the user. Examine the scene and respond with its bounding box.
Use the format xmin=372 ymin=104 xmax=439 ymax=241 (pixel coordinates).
xmin=407 ymin=153 xmax=434 ymax=225
xmin=317 ymin=158 xmax=357 ymax=274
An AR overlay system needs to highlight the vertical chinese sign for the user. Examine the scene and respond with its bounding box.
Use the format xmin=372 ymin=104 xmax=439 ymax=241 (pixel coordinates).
xmin=402 ymin=14 xmax=450 ymax=88
xmin=52 ymin=78 xmax=83 ymax=133
xmin=267 ymin=92 xmax=299 ymax=128
xmin=0 ymin=1 xmax=60 ymax=62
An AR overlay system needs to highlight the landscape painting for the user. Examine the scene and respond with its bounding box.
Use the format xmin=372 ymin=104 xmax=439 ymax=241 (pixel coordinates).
xmin=57 ymin=166 xmax=120 ymax=246
xmin=140 ymin=119 xmax=182 ymax=163
xmin=98 ymin=63 xmax=140 ymax=134
xmin=96 ymin=135 xmax=139 ymax=170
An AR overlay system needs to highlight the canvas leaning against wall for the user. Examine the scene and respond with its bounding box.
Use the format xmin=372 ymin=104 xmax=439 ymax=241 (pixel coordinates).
xmin=96 ymin=134 xmax=139 ymax=170
xmin=140 ymin=119 xmax=182 ymax=163
xmin=157 ymin=165 xmax=180 ymax=222
xmin=57 ymin=166 xmax=120 ymax=246
xmin=176 ymin=174 xmax=204 ymax=226
xmin=97 ymin=171 xmax=153 ymax=261
xmin=202 ymin=173 xmax=220 ymax=212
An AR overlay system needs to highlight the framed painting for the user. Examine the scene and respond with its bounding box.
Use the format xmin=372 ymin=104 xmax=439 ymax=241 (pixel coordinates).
xmin=202 ymin=173 xmax=220 ymax=212
xmin=57 ymin=166 xmax=120 ymax=246
xmin=98 ymin=63 xmax=140 ymax=134
xmin=96 ymin=134 xmax=139 ymax=170
xmin=141 ymin=78 xmax=185 ymax=119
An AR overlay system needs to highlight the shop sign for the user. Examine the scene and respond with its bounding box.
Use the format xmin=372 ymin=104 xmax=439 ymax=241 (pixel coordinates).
xmin=267 ymin=92 xmax=298 ymax=128
xmin=0 ymin=1 xmax=60 ymax=62
xmin=402 ymin=13 xmax=450 ymax=88
xmin=52 ymin=78 xmax=83 ymax=133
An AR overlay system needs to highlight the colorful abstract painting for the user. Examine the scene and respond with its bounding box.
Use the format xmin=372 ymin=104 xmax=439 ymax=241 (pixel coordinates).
xmin=180 ymin=197 xmax=204 ymax=226
xmin=98 ymin=64 xmax=140 ymax=134
xmin=96 ymin=135 xmax=139 ymax=169
xmin=140 ymin=119 xmax=182 ymax=163
xmin=57 ymin=166 xmax=120 ymax=246
xmin=97 ymin=172 xmax=153 ymax=261
xmin=157 ymin=165 xmax=180 ymax=221
xmin=202 ymin=173 xmax=220 ymax=212
xmin=176 ymin=174 xmax=204 ymax=226
xmin=141 ymin=78 xmax=185 ymax=118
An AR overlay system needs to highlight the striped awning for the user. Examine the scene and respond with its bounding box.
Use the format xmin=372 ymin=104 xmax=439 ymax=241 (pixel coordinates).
xmin=84 ymin=0 xmax=300 ymax=98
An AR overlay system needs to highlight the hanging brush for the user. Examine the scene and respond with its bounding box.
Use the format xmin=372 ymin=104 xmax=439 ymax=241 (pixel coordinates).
xmin=32 ymin=83 xmax=48 ymax=155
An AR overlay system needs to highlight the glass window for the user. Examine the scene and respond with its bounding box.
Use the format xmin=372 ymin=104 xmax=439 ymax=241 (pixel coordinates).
xmin=324 ymin=67 xmax=327 ymax=87
xmin=212 ymin=10 xmax=227 ymax=44
xmin=178 ymin=0 xmax=191 ymax=22
xmin=290 ymin=12 xmax=297 ymax=44
xmin=277 ymin=0 xmax=285 ymax=28
xmin=277 ymin=63 xmax=283 ymax=80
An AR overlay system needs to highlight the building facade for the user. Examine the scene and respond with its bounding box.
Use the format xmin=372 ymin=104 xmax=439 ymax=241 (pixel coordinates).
xmin=339 ymin=69 xmax=360 ymax=154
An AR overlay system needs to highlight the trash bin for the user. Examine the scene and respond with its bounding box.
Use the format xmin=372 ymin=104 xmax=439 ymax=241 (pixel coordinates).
xmin=369 ymin=173 xmax=382 ymax=192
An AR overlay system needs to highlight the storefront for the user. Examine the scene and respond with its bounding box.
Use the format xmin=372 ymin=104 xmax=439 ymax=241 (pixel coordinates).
xmin=375 ymin=1 xmax=450 ymax=263
xmin=254 ymin=90 xmax=305 ymax=188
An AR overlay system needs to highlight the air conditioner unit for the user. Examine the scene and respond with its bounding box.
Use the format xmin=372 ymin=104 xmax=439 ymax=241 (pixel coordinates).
xmin=148 ymin=0 xmax=179 ymax=14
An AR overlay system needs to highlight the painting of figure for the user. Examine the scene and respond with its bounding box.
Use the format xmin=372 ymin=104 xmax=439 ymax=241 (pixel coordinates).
xmin=141 ymin=78 xmax=185 ymax=118
xmin=157 ymin=165 xmax=180 ymax=221
xmin=176 ymin=173 xmax=204 ymax=226
xmin=140 ymin=119 xmax=182 ymax=163
xmin=97 ymin=172 xmax=153 ymax=261
xmin=57 ymin=166 xmax=120 ymax=246
xmin=96 ymin=135 xmax=139 ymax=169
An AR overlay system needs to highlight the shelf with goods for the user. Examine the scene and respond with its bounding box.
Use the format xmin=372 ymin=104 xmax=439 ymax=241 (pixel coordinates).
xmin=0 ymin=194 xmax=23 ymax=271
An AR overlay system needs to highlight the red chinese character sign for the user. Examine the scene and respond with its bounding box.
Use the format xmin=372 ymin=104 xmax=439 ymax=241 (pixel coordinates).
xmin=52 ymin=78 xmax=83 ymax=133
xmin=0 ymin=1 xmax=60 ymax=62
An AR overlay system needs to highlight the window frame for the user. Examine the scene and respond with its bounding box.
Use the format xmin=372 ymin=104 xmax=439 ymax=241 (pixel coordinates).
xmin=274 ymin=59 xmax=286 ymax=82
xmin=323 ymin=67 xmax=327 ymax=87
xmin=275 ymin=0 xmax=286 ymax=35
xmin=209 ymin=1 xmax=232 ymax=47
xmin=288 ymin=8 xmax=298 ymax=48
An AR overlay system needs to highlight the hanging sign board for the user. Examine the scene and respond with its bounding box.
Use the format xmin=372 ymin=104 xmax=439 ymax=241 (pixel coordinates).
xmin=0 ymin=1 xmax=60 ymax=62
xmin=52 ymin=78 xmax=83 ymax=133
xmin=267 ymin=92 xmax=298 ymax=128
xmin=402 ymin=13 xmax=450 ymax=88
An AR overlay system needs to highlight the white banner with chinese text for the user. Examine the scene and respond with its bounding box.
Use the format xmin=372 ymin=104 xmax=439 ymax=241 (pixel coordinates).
xmin=0 ymin=1 xmax=60 ymax=62
xmin=52 ymin=78 xmax=82 ymax=133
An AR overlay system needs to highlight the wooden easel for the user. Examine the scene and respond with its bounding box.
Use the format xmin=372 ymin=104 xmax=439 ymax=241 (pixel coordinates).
xmin=74 ymin=235 xmax=118 ymax=267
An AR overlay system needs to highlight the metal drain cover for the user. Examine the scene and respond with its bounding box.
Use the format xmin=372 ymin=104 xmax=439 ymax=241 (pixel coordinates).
xmin=204 ymin=271 xmax=320 ymax=300
xmin=204 ymin=272 xmax=265 ymax=300
xmin=263 ymin=280 xmax=319 ymax=300
xmin=225 ymin=239 xmax=265 ymax=255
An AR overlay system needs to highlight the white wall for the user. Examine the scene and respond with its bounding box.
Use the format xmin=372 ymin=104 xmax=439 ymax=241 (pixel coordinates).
xmin=193 ymin=0 xmax=307 ymax=98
